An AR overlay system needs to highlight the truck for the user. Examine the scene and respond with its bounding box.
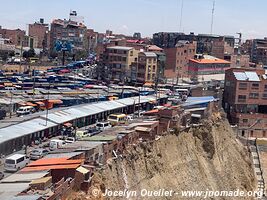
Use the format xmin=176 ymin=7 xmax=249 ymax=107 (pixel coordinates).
xmin=49 ymin=139 xmax=65 ymax=150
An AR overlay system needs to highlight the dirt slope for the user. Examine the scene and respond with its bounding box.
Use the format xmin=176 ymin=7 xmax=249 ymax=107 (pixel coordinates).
xmin=69 ymin=112 xmax=256 ymax=200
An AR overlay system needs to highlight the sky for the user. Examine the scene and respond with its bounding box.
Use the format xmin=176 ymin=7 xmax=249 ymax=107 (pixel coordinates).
xmin=0 ymin=0 xmax=266 ymax=39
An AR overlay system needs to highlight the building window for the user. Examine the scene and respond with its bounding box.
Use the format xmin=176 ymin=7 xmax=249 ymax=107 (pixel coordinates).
xmin=238 ymin=95 xmax=246 ymax=102
xmin=153 ymin=65 xmax=156 ymax=72
xmin=263 ymin=131 xmax=266 ymax=137
xmin=250 ymin=130 xmax=254 ymax=137
xmin=249 ymin=93 xmax=259 ymax=99
xmin=243 ymin=119 xmax=248 ymax=123
xmin=251 ymin=83 xmax=259 ymax=89
xmin=241 ymin=130 xmax=245 ymax=137
xmin=262 ymin=93 xmax=267 ymax=99
xmin=239 ymin=82 xmax=247 ymax=90
xmin=130 ymin=51 xmax=133 ymax=56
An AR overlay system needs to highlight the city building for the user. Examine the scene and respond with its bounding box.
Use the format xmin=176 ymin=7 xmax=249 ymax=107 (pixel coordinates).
xmin=28 ymin=18 xmax=49 ymax=49
xmin=188 ymin=54 xmax=231 ymax=81
xmin=145 ymin=45 xmax=163 ymax=53
xmin=133 ymin=52 xmax=158 ymax=84
xmin=223 ymin=67 xmax=267 ymax=138
xmin=153 ymin=32 xmax=235 ymax=56
xmin=50 ymin=12 xmax=87 ymax=52
xmin=246 ymin=39 xmax=267 ymax=65
xmin=164 ymin=40 xmax=196 ymax=80
xmin=0 ymin=26 xmax=27 ymax=46
xmin=85 ymin=29 xmax=98 ymax=54
xmin=102 ymin=46 xmax=139 ymax=82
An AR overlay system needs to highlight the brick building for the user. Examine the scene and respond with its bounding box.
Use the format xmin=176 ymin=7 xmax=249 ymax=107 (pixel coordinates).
xmin=50 ymin=13 xmax=87 ymax=52
xmin=28 ymin=18 xmax=49 ymax=49
xmin=132 ymin=52 xmax=158 ymax=83
xmin=0 ymin=27 xmax=27 ymax=46
xmin=164 ymin=40 xmax=196 ymax=79
xmin=188 ymin=54 xmax=230 ymax=80
xmin=223 ymin=67 xmax=267 ymax=138
xmin=247 ymin=39 xmax=267 ymax=65
xmin=102 ymin=46 xmax=139 ymax=82
xmin=153 ymin=32 xmax=235 ymax=55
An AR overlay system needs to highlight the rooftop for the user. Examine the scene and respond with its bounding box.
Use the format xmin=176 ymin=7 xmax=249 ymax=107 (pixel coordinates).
xmin=107 ymin=46 xmax=133 ymax=51
xmin=233 ymin=71 xmax=260 ymax=82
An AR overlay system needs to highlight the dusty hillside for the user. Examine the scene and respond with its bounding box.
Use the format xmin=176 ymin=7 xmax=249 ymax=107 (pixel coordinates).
xmin=69 ymin=112 xmax=256 ymax=200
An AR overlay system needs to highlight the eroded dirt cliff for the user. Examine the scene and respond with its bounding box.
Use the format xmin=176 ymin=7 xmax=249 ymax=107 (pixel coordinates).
xmin=69 ymin=112 xmax=256 ymax=200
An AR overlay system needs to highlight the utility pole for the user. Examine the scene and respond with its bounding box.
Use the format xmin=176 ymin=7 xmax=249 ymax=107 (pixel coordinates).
xmin=138 ymin=88 xmax=141 ymax=117
xmin=210 ymin=0 xmax=215 ymax=34
xmin=9 ymin=91 xmax=13 ymax=118
xmin=45 ymin=82 xmax=51 ymax=126
xmin=179 ymin=0 xmax=184 ymax=32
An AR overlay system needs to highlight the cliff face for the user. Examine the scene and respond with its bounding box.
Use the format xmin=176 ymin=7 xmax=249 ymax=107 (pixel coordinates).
xmin=70 ymin=112 xmax=256 ymax=200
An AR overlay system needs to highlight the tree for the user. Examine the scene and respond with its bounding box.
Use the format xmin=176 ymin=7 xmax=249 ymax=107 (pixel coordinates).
xmin=23 ymin=49 xmax=36 ymax=59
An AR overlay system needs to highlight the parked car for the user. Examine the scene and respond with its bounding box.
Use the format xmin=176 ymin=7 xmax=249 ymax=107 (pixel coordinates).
xmin=0 ymin=109 xmax=6 ymax=120
xmin=87 ymin=127 xmax=101 ymax=136
xmin=16 ymin=106 xmax=35 ymax=116
xmin=0 ymin=172 xmax=4 ymax=180
xmin=4 ymin=154 xmax=29 ymax=172
xmin=96 ymin=121 xmax=112 ymax=131
xmin=30 ymin=148 xmax=49 ymax=160
xmin=65 ymin=137 xmax=75 ymax=143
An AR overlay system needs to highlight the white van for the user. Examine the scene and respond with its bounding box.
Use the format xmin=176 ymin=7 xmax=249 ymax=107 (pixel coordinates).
xmin=96 ymin=121 xmax=112 ymax=131
xmin=16 ymin=106 xmax=35 ymax=116
xmin=4 ymin=154 xmax=29 ymax=172
xmin=49 ymin=139 xmax=65 ymax=150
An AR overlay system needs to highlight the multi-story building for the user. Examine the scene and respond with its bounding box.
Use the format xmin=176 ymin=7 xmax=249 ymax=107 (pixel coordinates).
xmin=188 ymin=54 xmax=231 ymax=80
xmin=223 ymin=67 xmax=267 ymax=138
xmin=153 ymin=32 xmax=235 ymax=55
xmin=28 ymin=18 xmax=49 ymax=49
xmin=50 ymin=12 xmax=87 ymax=52
xmin=164 ymin=40 xmax=196 ymax=79
xmin=102 ymin=46 xmax=139 ymax=82
xmin=134 ymin=52 xmax=158 ymax=83
xmin=248 ymin=39 xmax=267 ymax=65
xmin=0 ymin=26 xmax=27 ymax=46
xmin=85 ymin=29 xmax=98 ymax=53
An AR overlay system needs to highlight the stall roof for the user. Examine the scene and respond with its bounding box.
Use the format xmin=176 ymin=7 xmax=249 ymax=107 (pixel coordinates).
xmin=0 ymin=118 xmax=57 ymax=144
xmin=94 ymin=101 xmax=126 ymax=111
xmin=0 ymin=183 xmax=30 ymax=200
xmin=1 ymin=172 xmax=49 ymax=183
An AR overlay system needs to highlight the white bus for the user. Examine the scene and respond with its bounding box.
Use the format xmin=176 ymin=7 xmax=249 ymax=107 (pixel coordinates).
xmin=4 ymin=154 xmax=29 ymax=172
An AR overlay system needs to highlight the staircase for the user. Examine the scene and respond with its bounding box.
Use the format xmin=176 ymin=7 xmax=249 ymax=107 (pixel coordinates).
xmin=250 ymin=142 xmax=265 ymax=199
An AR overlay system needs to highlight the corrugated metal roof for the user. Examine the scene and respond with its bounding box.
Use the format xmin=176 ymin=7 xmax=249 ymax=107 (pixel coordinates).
xmin=22 ymin=164 xmax=81 ymax=172
xmin=27 ymin=158 xmax=83 ymax=167
xmin=0 ymin=95 xmax=165 ymax=146
xmin=94 ymin=101 xmax=125 ymax=111
xmin=0 ymin=183 xmax=30 ymax=200
xmin=12 ymin=194 xmax=42 ymax=200
xmin=186 ymin=96 xmax=215 ymax=102
xmin=234 ymin=71 xmax=260 ymax=81
xmin=0 ymin=118 xmax=57 ymax=144
xmin=1 ymin=172 xmax=49 ymax=183
xmin=143 ymin=52 xmax=157 ymax=57
xmin=107 ymin=46 xmax=133 ymax=51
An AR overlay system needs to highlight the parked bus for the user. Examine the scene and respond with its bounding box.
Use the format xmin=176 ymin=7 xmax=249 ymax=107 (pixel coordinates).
xmin=108 ymin=114 xmax=127 ymax=126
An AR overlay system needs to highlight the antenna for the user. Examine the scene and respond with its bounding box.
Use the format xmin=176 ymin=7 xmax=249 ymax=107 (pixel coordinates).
xmin=210 ymin=0 xmax=215 ymax=34
xmin=179 ymin=0 xmax=184 ymax=32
